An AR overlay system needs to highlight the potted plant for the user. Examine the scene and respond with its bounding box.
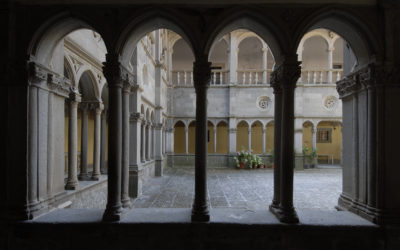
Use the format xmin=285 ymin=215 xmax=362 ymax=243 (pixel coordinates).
xmin=310 ymin=149 xmax=318 ymax=168
xmin=234 ymin=147 xmax=249 ymax=168
xmin=269 ymin=149 xmax=274 ymax=168
xmin=302 ymin=147 xmax=312 ymax=169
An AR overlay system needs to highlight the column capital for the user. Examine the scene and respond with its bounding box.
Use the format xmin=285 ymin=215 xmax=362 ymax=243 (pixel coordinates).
xmin=79 ymin=102 xmax=90 ymax=111
xmin=130 ymin=112 xmax=143 ymax=122
xmin=154 ymin=123 xmax=163 ymax=130
xmin=270 ymin=60 xmax=301 ymax=91
xmin=69 ymin=88 xmax=81 ymax=103
xmin=103 ymin=53 xmax=130 ymax=88
xmin=47 ymin=73 xmax=70 ymax=97
xmin=193 ymin=56 xmax=211 ymax=89
xmin=28 ymin=61 xmax=48 ymax=84
xmin=88 ymin=102 xmax=104 ymax=113
xmin=228 ymin=128 xmax=237 ymax=132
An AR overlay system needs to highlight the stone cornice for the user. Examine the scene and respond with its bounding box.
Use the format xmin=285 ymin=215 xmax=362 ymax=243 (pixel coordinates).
xmin=336 ymin=64 xmax=400 ymax=98
xmin=47 ymin=73 xmax=70 ymax=97
xmin=29 ymin=61 xmax=72 ymax=97
xmin=336 ymin=72 xmax=359 ymax=98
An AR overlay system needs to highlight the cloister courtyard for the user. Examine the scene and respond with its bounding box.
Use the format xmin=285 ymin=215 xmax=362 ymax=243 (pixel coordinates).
xmin=131 ymin=167 xmax=342 ymax=211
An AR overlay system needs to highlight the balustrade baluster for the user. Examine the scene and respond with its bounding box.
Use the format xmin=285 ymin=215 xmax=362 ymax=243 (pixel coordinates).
xmin=213 ymin=72 xmax=216 ymax=85
xmin=255 ymin=72 xmax=259 ymax=84
xmin=249 ymin=72 xmax=252 ymax=84
xmin=320 ymin=71 xmax=323 ymax=83
xmin=184 ymin=71 xmax=187 ymax=85
xmin=313 ymin=71 xmax=317 ymax=84
xmin=177 ymin=72 xmax=180 ymax=85
xmin=307 ymin=71 xmax=310 ymax=84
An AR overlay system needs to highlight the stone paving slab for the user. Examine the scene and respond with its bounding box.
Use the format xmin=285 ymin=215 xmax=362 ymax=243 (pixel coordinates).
xmin=132 ymin=167 xmax=342 ymax=211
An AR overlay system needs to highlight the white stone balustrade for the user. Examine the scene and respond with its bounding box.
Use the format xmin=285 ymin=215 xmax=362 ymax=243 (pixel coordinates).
xmin=210 ymin=70 xmax=229 ymax=85
xmin=300 ymin=69 xmax=342 ymax=84
xmin=237 ymin=69 xmax=271 ymax=85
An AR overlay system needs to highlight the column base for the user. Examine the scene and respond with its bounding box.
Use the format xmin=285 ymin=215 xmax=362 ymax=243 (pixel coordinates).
xmin=121 ymin=197 xmax=132 ymax=209
xmin=269 ymin=201 xmax=281 ymax=214
xmin=65 ymin=180 xmax=78 ymax=190
xmin=102 ymin=205 xmax=123 ymax=222
xmin=191 ymin=205 xmax=210 ymax=222
xmin=91 ymin=173 xmax=100 ymax=181
xmin=270 ymin=205 xmax=299 ymax=224
xmin=78 ymin=173 xmax=91 ymax=181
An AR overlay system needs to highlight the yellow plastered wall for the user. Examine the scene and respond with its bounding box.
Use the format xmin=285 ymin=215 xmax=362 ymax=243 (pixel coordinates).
xmin=236 ymin=122 xmax=248 ymax=152
xmin=302 ymin=123 xmax=313 ymax=149
xmin=216 ymin=123 xmax=228 ymax=154
xmin=316 ymin=122 xmax=342 ymax=161
xmin=207 ymin=122 xmax=214 ymax=154
xmin=251 ymin=122 xmax=262 ymax=154
xmin=188 ymin=122 xmax=196 ymax=154
xmin=174 ymin=122 xmax=185 ymax=153
xmin=266 ymin=122 xmax=274 ymax=154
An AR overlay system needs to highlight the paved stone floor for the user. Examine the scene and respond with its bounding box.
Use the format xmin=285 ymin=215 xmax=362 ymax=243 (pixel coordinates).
xmin=132 ymin=167 xmax=342 ymax=211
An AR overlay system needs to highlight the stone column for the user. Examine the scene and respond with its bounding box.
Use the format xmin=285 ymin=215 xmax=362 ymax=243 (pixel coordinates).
xmin=78 ymin=103 xmax=90 ymax=181
xmin=270 ymin=60 xmax=301 ymax=224
xmin=121 ymin=83 xmax=131 ymax=208
xmin=228 ymin=33 xmax=238 ymax=84
xmin=270 ymin=79 xmax=282 ymax=211
xmin=262 ymin=127 xmax=266 ymax=154
xmin=262 ymin=46 xmax=269 ymax=84
xmin=185 ymin=126 xmax=189 ymax=154
xmin=152 ymin=126 xmax=155 ymax=159
xmin=65 ymin=91 xmax=81 ymax=190
xmin=100 ymin=110 xmax=107 ymax=174
xmin=191 ymin=56 xmax=211 ymax=222
xmin=228 ymin=118 xmax=237 ymax=154
xmin=102 ymin=54 xmax=123 ymax=221
xmin=311 ymin=126 xmax=317 ymax=151
xmin=248 ymin=127 xmax=251 ymax=151
xmin=141 ymin=122 xmax=145 ymax=162
xmin=327 ymin=48 xmax=333 ymax=83
xmin=352 ymin=94 xmax=359 ymax=202
xmin=129 ymin=112 xmax=143 ymax=197
xmin=146 ymin=123 xmax=151 ymax=161
xmin=92 ymin=103 xmax=103 ymax=180
xmin=365 ymin=78 xmax=377 ymax=209
xmin=28 ymin=76 xmax=41 ymax=210
xmin=213 ymin=125 xmax=217 ymax=153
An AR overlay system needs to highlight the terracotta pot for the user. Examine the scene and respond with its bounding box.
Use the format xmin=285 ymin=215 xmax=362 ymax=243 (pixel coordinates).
xmin=240 ymin=162 xmax=245 ymax=168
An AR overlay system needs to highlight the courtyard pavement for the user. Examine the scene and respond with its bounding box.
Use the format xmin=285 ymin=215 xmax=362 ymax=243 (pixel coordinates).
xmin=132 ymin=167 xmax=342 ymax=211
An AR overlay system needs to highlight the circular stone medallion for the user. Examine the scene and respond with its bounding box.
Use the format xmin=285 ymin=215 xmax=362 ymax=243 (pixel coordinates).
xmin=257 ymin=96 xmax=272 ymax=111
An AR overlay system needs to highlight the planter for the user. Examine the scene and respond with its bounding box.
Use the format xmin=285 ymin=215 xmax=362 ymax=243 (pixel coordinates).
xmin=239 ymin=162 xmax=245 ymax=168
